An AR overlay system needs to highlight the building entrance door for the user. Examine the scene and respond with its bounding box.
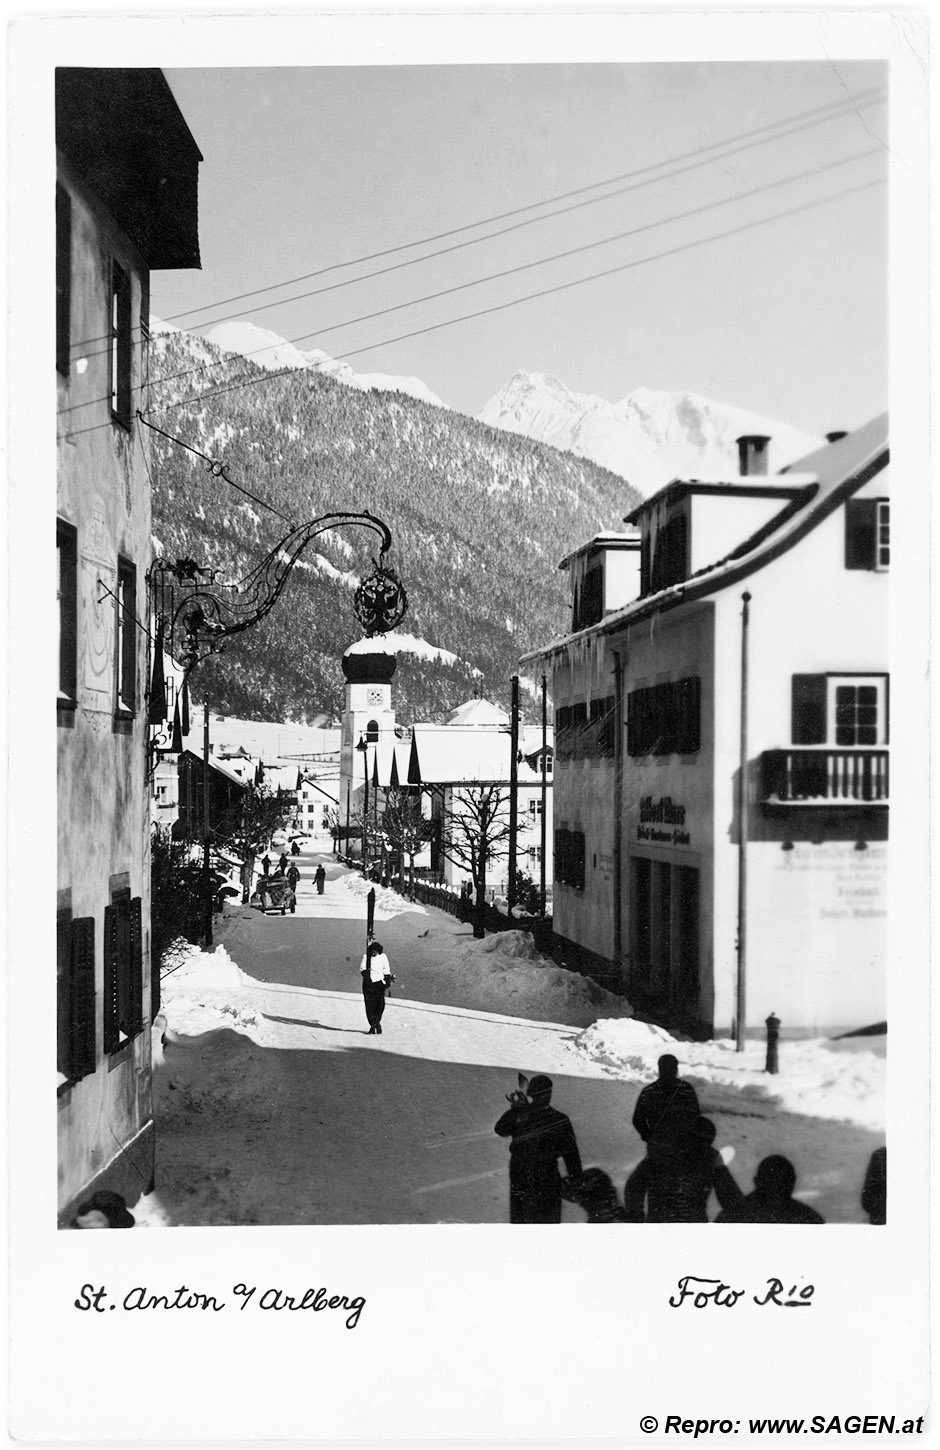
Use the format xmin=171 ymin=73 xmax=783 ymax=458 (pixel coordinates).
xmin=631 ymin=855 xmax=700 ymax=1027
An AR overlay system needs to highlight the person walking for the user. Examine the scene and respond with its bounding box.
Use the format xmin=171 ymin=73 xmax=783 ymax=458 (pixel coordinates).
xmin=286 ymin=861 xmax=301 ymax=914
xmin=278 ymin=851 xmax=289 ymax=874
xmin=359 ymin=940 xmax=393 ymax=1034
xmin=632 ymin=1054 xmax=701 ymax=1171
xmin=494 ymin=1075 xmax=582 ymax=1223
xmin=716 ymin=1155 xmax=824 ymax=1224
xmin=261 ymin=854 xmax=270 ymax=876
xmin=314 ymin=863 xmax=326 ymax=896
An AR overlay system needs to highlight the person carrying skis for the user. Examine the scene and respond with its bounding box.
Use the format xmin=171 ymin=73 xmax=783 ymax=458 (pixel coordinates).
xmin=359 ymin=939 xmax=393 ymax=1034
xmin=494 ymin=1074 xmax=582 ymax=1223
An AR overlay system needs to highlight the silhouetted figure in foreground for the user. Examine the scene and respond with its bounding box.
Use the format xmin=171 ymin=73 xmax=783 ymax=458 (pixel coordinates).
xmin=861 ymin=1146 xmax=886 ymax=1225
xmin=623 ymin=1117 xmax=743 ymax=1222
xmin=495 ymin=1074 xmax=582 ymax=1223
xmin=632 ymin=1054 xmax=701 ymax=1170
xmin=72 ymin=1190 xmax=135 ymax=1229
xmin=562 ymin=1167 xmax=628 ymax=1223
xmin=716 ymin=1155 xmax=824 ymax=1224
xmin=314 ymin=864 xmax=326 ymax=895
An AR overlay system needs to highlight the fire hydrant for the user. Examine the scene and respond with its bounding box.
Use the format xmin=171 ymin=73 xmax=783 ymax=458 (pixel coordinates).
xmin=765 ymin=1012 xmax=781 ymax=1075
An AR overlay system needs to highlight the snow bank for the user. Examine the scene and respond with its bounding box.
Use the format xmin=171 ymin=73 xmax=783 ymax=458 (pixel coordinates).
xmin=418 ymin=926 xmax=633 ymax=1029
xmin=575 ymin=1019 xmax=885 ymax=1130
xmin=340 ymin=872 xmax=427 ymax=921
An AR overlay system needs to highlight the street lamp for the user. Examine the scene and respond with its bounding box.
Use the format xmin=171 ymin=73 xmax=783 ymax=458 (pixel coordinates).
xmin=356 ymin=734 xmax=370 ymax=877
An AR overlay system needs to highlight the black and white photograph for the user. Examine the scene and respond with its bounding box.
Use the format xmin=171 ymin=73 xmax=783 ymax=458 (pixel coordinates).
xmin=8 ymin=7 xmax=931 ymax=1443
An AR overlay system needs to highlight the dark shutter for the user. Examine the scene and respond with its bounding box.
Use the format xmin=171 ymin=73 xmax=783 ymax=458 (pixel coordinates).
xmin=845 ymin=498 xmax=877 ymax=569
xmin=56 ymin=184 xmax=72 ymax=377
xmin=70 ymin=917 xmax=97 ymax=1080
xmin=792 ymin=674 xmax=828 ymax=745
xmin=103 ymin=904 xmax=121 ymax=1054
xmin=57 ymin=521 xmax=77 ymax=702
xmin=125 ymin=896 xmax=144 ymax=1037
xmin=56 ymin=911 xmax=72 ymax=1078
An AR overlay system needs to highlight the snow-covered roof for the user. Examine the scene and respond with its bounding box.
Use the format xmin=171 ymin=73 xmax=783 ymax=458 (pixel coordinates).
xmin=522 ymin=413 xmax=888 ymax=664
xmin=407 ymin=725 xmax=549 ymax=787
xmin=447 ymin=697 xmax=510 ymax=726
xmin=558 ymin=531 xmax=641 ymax=571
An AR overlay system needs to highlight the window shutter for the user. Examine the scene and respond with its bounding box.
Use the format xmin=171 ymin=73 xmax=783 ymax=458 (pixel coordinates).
xmin=792 ymin=674 xmax=828 ymax=744
xmin=71 ymin=916 xmax=97 ymax=1080
xmin=103 ymin=904 xmax=121 ymax=1054
xmin=125 ymin=896 xmax=144 ymax=1037
xmin=57 ymin=912 xmax=72 ymax=1078
xmin=845 ymin=498 xmax=877 ymax=569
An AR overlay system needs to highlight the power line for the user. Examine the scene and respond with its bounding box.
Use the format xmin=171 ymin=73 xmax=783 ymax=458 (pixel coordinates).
xmin=68 ymin=85 xmax=885 ymax=356
xmin=143 ymin=177 xmax=885 ymax=423
xmin=57 ymin=175 xmax=884 ymax=444
xmin=61 ymin=146 xmax=882 ymax=425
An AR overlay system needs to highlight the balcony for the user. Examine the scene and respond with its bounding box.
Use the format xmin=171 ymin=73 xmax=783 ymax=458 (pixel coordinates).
xmin=760 ymin=748 xmax=889 ymax=806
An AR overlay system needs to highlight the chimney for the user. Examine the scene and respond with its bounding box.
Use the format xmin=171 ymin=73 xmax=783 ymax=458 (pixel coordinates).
xmin=736 ymin=434 xmax=771 ymax=477
xmin=826 ymin=430 xmax=848 ymax=443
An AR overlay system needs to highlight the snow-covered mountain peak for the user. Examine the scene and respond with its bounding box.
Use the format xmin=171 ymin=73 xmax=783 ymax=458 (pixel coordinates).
xmin=479 ymin=374 xmax=826 ymax=493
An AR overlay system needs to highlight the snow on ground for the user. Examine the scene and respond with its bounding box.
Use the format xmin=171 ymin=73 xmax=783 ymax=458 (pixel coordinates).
xmin=576 ymin=1021 xmax=885 ymax=1132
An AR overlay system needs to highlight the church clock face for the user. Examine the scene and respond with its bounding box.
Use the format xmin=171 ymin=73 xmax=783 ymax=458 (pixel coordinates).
xmin=366 ymin=688 xmax=383 ymax=706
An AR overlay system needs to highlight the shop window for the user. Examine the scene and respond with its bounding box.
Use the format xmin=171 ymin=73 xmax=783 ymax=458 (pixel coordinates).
xmin=56 ymin=184 xmax=71 ymax=377
xmin=110 ymin=258 xmax=132 ymax=427
xmin=57 ymin=519 xmax=77 ymax=710
xmin=845 ymin=498 xmax=890 ymax=571
xmin=115 ymin=558 xmax=137 ymax=716
xmin=57 ymin=910 xmax=97 ymax=1085
xmin=555 ymin=828 xmax=585 ymax=890
xmin=791 ymin=674 xmax=888 ymax=746
xmin=631 ymin=858 xmax=700 ymax=1017
xmin=103 ymin=890 xmax=143 ymax=1054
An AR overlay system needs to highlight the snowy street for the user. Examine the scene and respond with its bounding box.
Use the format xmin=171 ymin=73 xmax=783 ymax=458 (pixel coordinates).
xmin=139 ymin=854 xmax=885 ymax=1227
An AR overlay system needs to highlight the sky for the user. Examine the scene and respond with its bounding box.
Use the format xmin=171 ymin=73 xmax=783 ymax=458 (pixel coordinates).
xmin=152 ymin=62 xmax=888 ymax=435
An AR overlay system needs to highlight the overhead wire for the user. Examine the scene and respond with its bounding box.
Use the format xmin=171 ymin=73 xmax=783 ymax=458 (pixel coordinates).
xmin=68 ymin=84 xmax=885 ymax=356
xmin=61 ymin=145 xmax=885 ymax=426
xmin=58 ymin=173 xmax=885 ymax=442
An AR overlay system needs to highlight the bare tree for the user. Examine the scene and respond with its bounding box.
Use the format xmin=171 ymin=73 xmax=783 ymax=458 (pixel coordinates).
xmin=381 ymin=788 xmax=432 ymax=897
xmin=440 ymin=785 xmax=512 ymax=938
xmin=213 ymin=783 xmax=295 ymax=901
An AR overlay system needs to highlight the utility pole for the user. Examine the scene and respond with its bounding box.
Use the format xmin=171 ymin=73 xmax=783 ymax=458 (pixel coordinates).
xmin=736 ymin=592 xmax=752 ymax=1051
xmin=507 ymin=674 xmax=519 ymax=911
xmin=539 ymin=674 xmax=548 ymax=916
xmin=202 ymin=703 xmax=212 ymax=947
xmin=344 ymin=782 xmax=351 ymax=861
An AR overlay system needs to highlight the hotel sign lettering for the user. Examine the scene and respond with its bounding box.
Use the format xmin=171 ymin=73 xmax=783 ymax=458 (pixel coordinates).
xmin=637 ymin=796 xmax=691 ymax=847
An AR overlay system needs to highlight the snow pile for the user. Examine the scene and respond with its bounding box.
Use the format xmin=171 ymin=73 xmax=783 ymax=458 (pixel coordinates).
xmin=575 ymin=1020 xmax=885 ymax=1130
xmin=156 ymin=944 xmax=260 ymax=1041
xmin=340 ymin=872 xmax=428 ymax=922
xmin=422 ymin=927 xmax=633 ymax=1028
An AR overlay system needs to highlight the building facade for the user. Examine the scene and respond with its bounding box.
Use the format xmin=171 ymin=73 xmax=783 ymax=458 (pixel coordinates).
xmin=526 ymin=419 xmax=888 ymax=1038
xmin=56 ymin=70 xmax=201 ymax=1220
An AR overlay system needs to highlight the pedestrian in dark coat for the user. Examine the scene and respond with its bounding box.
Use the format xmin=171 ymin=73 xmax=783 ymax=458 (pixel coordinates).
xmin=716 ymin=1155 xmax=824 ymax=1224
xmin=494 ymin=1075 xmax=582 ymax=1223
xmin=623 ymin=1117 xmax=743 ymax=1222
xmin=359 ymin=940 xmax=393 ymax=1034
xmin=632 ymin=1054 xmax=701 ymax=1170
xmin=261 ymin=854 xmax=270 ymax=876
xmin=314 ymin=864 xmax=326 ymax=895
xmin=279 ymin=852 xmax=289 ymax=874
xmin=286 ymin=862 xmax=300 ymax=913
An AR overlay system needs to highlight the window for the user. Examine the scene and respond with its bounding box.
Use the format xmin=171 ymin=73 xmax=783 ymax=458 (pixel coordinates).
xmin=528 ymin=799 xmax=543 ymax=820
xmin=573 ymin=564 xmax=604 ymax=631
xmin=56 ymin=185 xmax=71 ymax=377
xmin=791 ymin=674 xmax=888 ymax=746
xmin=57 ymin=519 xmax=77 ymax=709
xmin=366 ymin=718 xmax=379 ymax=744
xmin=845 ymin=498 xmax=890 ymax=571
xmin=555 ymin=828 xmax=585 ymax=890
xmin=110 ymin=258 xmax=132 ymax=426
xmin=103 ymin=891 xmax=143 ymax=1054
xmin=526 ymin=845 xmax=542 ymax=863
xmin=57 ymin=910 xmax=96 ymax=1084
xmin=115 ymin=558 xmax=137 ymax=716
xmin=631 ymin=858 xmax=700 ymax=1017
xmin=649 ymin=511 xmax=688 ymax=592
xmin=627 ymin=677 xmax=701 ymax=756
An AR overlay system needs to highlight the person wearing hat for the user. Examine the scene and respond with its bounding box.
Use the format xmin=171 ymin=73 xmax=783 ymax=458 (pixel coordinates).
xmin=494 ymin=1075 xmax=582 ymax=1223
xmin=71 ymin=1190 xmax=135 ymax=1229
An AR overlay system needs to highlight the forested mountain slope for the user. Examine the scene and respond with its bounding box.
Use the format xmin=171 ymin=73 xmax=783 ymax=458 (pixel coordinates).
xmin=147 ymin=329 xmax=641 ymax=723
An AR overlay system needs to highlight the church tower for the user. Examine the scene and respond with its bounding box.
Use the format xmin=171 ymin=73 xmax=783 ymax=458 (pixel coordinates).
xmin=339 ymin=637 xmax=397 ymax=819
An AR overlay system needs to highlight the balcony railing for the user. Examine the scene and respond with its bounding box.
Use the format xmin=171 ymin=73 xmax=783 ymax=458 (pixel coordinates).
xmin=760 ymin=748 xmax=889 ymax=806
